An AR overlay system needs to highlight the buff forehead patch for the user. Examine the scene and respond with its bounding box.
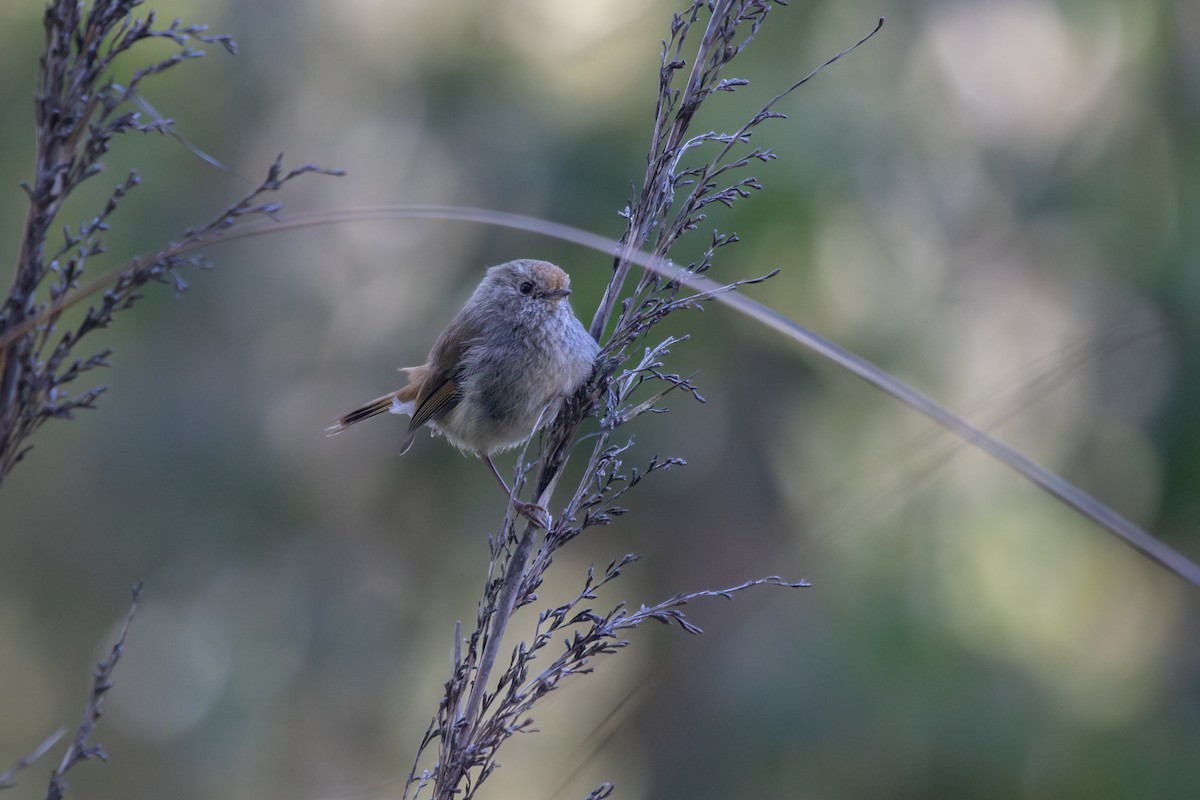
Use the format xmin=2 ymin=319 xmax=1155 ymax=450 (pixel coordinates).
xmin=526 ymin=260 xmax=570 ymax=292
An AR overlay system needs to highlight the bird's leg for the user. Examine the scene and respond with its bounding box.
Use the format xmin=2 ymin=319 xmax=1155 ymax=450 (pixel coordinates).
xmin=482 ymin=453 xmax=551 ymax=529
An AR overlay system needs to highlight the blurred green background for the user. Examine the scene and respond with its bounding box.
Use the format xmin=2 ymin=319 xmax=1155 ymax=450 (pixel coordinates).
xmin=3 ymin=0 xmax=1200 ymax=798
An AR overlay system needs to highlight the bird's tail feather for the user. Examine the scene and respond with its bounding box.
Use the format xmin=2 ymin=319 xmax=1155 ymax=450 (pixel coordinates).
xmin=325 ymin=393 xmax=401 ymax=435
xmin=327 ymin=367 xmax=425 ymax=436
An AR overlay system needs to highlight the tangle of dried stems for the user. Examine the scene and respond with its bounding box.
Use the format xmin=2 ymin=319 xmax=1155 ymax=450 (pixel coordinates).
xmin=4 ymin=2 xmax=1199 ymax=800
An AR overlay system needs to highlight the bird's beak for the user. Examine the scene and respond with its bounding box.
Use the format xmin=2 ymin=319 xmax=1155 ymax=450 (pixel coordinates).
xmin=548 ymin=288 xmax=571 ymax=300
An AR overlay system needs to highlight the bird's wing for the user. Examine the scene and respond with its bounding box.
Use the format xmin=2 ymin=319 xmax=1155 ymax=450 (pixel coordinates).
xmin=407 ymin=375 xmax=461 ymax=435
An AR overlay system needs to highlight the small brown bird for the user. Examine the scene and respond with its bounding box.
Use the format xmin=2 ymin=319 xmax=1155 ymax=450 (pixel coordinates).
xmin=328 ymin=259 xmax=599 ymax=526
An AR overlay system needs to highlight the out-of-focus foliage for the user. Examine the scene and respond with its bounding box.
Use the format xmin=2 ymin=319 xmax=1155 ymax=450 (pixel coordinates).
xmin=1 ymin=1 xmax=1198 ymax=799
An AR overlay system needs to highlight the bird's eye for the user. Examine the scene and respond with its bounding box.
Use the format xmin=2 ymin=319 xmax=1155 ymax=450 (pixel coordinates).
xmin=519 ymin=281 xmax=534 ymax=296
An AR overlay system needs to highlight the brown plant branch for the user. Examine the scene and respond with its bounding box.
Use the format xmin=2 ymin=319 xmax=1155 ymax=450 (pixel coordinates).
xmin=0 ymin=728 xmax=65 ymax=792
xmin=43 ymin=583 xmax=143 ymax=800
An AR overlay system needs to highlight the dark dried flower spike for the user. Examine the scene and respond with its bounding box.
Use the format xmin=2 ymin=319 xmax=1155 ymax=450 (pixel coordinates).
xmin=0 ymin=1 xmax=339 ymax=484
xmin=44 ymin=583 xmax=143 ymax=800
xmin=402 ymin=4 xmax=822 ymax=799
